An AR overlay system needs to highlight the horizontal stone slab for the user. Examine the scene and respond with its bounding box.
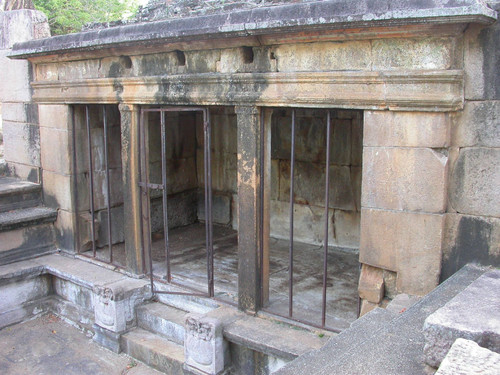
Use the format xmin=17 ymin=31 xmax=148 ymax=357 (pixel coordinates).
xmin=9 ymin=1 xmax=496 ymax=59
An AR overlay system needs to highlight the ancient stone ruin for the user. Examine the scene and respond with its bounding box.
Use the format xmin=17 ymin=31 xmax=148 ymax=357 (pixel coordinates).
xmin=0 ymin=1 xmax=499 ymax=374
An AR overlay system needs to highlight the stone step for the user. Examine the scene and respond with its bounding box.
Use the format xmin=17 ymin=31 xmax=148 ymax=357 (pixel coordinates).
xmin=0 ymin=207 xmax=57 ymax=265
xmin=0 ymin=177 xmax=41 ymax=212
xmin=137 ymin=302 xmax=188 ymax=345
xmin=121 ymin=328 xmax=185 ymax=375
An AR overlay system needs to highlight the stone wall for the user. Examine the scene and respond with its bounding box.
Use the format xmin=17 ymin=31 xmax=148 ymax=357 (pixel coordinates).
xmin=0 ymin=9 xmax=49 ymax=181
xmin=441 ymin=0 xmax=500 ymax=280
xmin=270 ymin=108 xmax=362 ymax=249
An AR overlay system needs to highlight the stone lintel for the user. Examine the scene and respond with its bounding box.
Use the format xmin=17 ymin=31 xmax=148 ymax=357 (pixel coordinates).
xmin=9 ymin=0 xmax=497 ymax=60
xmin=30 ymin=71 xmax=464 ymax=112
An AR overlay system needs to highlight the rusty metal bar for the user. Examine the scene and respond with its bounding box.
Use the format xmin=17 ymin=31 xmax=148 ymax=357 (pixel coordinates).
xmin=160 ymin=111 xmax=171 ymax=282
xmin=102 ymin=106 xmax=113 ymax=263
xmin=72 ymin=107 xmax=81 ymax=254
xmin=322 ymin=111 xmax=332 ymax=327
xmin=140 ymin=109 xmax=155 ymax=293
xmin=288 ymin=109 xmax=296 ymax=318
xmin=204 ymin=109 xmax=214 ymax=298
xmin=259 ymin=109 xmax=265 ymax=306
xmin=85 ymin=105 xmax=97 ymax=258
xmin=261 ymin=307 xmax=342 ymax=334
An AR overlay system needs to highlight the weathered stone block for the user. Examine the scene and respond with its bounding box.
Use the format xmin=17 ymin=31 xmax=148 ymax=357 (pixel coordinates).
xmin=38 ymin=105 xmax=71 ymax=130
xmin=96 ymin=205 xmax=125 ymax=247
xmin=364 ymin=111 xmax=449 ymax=148
xmin=53 ymin=278 xmax=94 ymax=311
xmin=441 ymin=214 xmax=500 ymax=282
xmin=449 ymin=148 xmax=500 ymax=217
xmin=351 ymin=118 xmax=363 ymax=166
xmin=42 ymin=170 xmax=72 ymax=210
xmin=40 ymin=127 xmax=71 ymax=174
xmin=358 ymin=264 xmax=384 ymax=304
xmin=54 ymin=209 xmax=77 ymax=252
xmin=435 ymin=338 xmax=500 ymax=375
xmin=2 ymin=102 xmax=38 ymax=124
xmin=271 ymin=200 xmax=345 ymax=248
xmin=334 ymin=209 xmax=360 ymax=249
xmin=274 ymin=41 xmax=371 ymax=72
xmin=451 ymin=100 xmax=500 ymax=147
xmin=423 ymin=270 xmax=500 ymax=367
xmin=359 ymin=299 xmax=378 ymax=317
xmin=0 ymin=51 xmax=31 ymax=102
xmin=279 ymin=160 xmax=355 ymax=211
xmin=3 ymin=120 xmax=40 ymax=167
xmin=372 ymin=37 xmax=456 ymax=70
xmin=360 ymin=208 xmax=444 ymax=295
xmin=184 ymin=314 xmax=225 ymax=375
xmin=4 ymin=162 xmax=40 ymax=182
xmin=362 ymin=147 xmax=448 ymax=213
xmin=0 ymin=10 xmax=49 ymax=49
xmin=198 ymin=191 xmax=231 ymax=225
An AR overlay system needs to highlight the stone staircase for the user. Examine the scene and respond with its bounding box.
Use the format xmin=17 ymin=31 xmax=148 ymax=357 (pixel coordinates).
xmin=121 ymin=302 xmax=190 ymax=374
xmin=0 ymin=176 xmax=57 ymax=265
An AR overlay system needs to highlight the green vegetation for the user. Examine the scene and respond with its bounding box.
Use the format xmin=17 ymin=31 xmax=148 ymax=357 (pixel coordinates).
xmin=33 ymin=0 xmax=138 ymax=35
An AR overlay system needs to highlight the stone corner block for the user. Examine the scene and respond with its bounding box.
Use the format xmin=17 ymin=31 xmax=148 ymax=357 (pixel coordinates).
xmin=184 ymin=314 xmax=225 ymax=375
xmin=422 ymin=270 xmax=500 ymax=368
xmin=358 ymin=264 xmax=385 ymax=303
xmin=435 ymin=338 xmax=500 ymax=375
xmin=93 ymin=280 xmax=151 ymax=334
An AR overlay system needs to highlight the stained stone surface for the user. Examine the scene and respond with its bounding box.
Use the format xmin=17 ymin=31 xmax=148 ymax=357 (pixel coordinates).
xmin=435 ymin=338 xmax=500 ymax=375
xmin=423 ymin=269 xmax=500 ymax=368
xmin=0 ymin=315 xmax=162 ymax=375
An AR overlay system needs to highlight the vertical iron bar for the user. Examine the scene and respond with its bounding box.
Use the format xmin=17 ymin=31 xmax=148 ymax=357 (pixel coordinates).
xmin=72 ymin=107 xmax=81 ymax=254
xmin=205 ymin=109 xmax=214 ymax=297
xmin=160 ymin=111 xmax=171 ymax=282
xmin=322 ymin=111 xmax=332 ymax=327
xmin=86 ymin=105 xmax=97 ymax=258
xmin=288 ymin=109 xmax=296 ymax=318
xmin=103 ymin=106 xmax=113 ymax=263
xmin=140 ymin=109 xmax=154 ymax=293
xmin=259 ymin=109 xmax=265 ymax=306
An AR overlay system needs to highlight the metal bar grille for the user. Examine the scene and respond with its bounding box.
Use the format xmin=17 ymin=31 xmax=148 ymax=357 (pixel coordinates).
xmin=139 ymin=107 xmax=213 ymax=298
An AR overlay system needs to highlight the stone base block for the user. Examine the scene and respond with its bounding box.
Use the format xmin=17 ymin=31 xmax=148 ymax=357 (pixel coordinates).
xmin=358 ymin=264 xmax=384 ymax=303
xmin=93 ymin=323 xmax=122 ymax=353
xmin=359 ymin=299 xmax=378 ymax=317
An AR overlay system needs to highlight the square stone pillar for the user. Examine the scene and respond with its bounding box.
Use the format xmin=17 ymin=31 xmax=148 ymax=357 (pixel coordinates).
xmin=119 ymin=104 xmax=145 ymax=275
xmin=235 ymin=105 xmax=266 ymax=313
xmin=359 ymin=111 xmax=450 ymax=297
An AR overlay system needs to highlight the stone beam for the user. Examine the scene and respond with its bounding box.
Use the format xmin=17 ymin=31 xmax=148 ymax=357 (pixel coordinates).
xmin=30 ymin=71 xmax=464 ymax=112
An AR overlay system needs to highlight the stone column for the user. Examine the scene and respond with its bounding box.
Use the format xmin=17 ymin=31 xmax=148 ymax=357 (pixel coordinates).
xmin=0 ymin=9 xmax=50 ymax=181
xmin=236 ymin=105 xmax=264 ymax=313
xmin=359 ymin=111 xmax=449 ymax=313
xmin=119 ymin=104 xmax=145 ymax=275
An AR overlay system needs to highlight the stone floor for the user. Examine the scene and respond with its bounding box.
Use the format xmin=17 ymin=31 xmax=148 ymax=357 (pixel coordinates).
xmin=85 ymin=223 xmax=360 ymax=330
xmin=0 ymin=314 xmax=161 ymax=375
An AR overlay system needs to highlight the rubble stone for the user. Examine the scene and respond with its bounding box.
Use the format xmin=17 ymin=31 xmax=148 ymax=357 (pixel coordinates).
xmin=423 ymin=269 xmax=500 ymax=367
